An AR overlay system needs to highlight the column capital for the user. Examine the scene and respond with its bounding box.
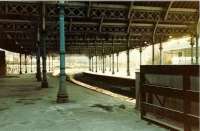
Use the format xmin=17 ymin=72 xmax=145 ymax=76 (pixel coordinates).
xmin=116 ymin=52 xmax=119 ymax=56
xmin=139 ymin=47 xmax=142 ymax=53
xmin=190 ymin=36 xmax=195 ymax=46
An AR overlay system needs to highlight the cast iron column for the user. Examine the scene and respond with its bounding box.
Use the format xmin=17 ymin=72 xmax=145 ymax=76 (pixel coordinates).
xmin=36 ymin=41 xmax=41 ymax=81
xmin=109 ymin=54 xmax=111 ymax=72
xmin=95 ymin=56 xmax=97 ymax=71
xmin=19 ymin=48 xmax=22 ymax=74
xmin=91 ymin=56 xmax=94 ymax=72
xmin=88 ymin=54 xmax=91 ymax=71
xmin=102 ymin=41 xmax=105 ymax=73
xmin=116 ymin=52 xmax=119 ymax=72
xmin=88 ymin=48 xmax=91 ymax=71
xmin=112 ymin=40 xmax=115 ymax=74
xmin=100 ymin=56 xmax=102 ymax=71
xmin=105 ymin=55 xmax=106 ymax=72
xmin=101 ymin=56 xmax=103 ymax=71
xmin=41 ymin=3 xmax=48 ymax=88
xmin=99 ymin=56 xmax=101 ymax=71
xmin=41 ymin=31 xmax=48 ymax=88
xmin=159 ymin=41 xmax=163 ymax=65
xmin=57 ymin=1 xmax=68 ymax=103
xmin=152 ymin=43 xmax=155 ymax=65
xmin=25 ymin=53 xmax=27 ymax=73
xmin=191 ymin=36 xmax=194 ymax=64
xmin=48 ymin=55 xmax=51 ymax=72
xmin=139 ymin=47 xmax=142 ymax=65
xmin=95 ymin=44 xmax=97 ymax=72
xmin=31 ymin=55 xmax=33 ymax=73
xmin=196 ymin=34 xmax=199 ymax=64
xmin=51 ymin=55 xmax=54 ymax=72
xmin=127 ymin=36 xmax=130 ymax=76
xmin=196 ymin=22 xmax=199 ymax=64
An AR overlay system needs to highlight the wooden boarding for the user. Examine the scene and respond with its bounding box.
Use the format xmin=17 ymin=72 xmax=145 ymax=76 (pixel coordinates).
xmin=140 ymin=65 xmax=200 ymax=131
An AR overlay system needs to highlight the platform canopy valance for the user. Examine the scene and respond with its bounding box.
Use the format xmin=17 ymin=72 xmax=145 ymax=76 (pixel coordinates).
xmin=0 ymin=1 xmax=199 ymax=55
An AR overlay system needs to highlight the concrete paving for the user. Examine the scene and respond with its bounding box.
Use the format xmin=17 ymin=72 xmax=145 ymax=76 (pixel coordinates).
xmin=0 ymin=74 xmax=168 ymax=131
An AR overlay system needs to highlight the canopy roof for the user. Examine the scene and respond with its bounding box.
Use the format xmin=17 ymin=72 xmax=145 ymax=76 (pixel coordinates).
xmin=0 ymin=1 xmax=199 ymax=55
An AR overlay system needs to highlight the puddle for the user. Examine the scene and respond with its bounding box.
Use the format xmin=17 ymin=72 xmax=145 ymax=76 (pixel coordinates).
xmin=18 ymin=98 xmax=42 ymax=101
xmin=16 ymin=98 xmax=41 ymax=105
xmin=90 ymin=104 xmax=126 ymax=112
xmin=0 ymin=122 xmax=12 ymax=127
xmin=90 ymin=104 xmax=113 ymax=112
xmin=118 ymin=104 xmax=126 ymax=109
xmin=0 ymin=107 xmax=9 ymax=111
xmin=23 ymin=102 xmax=35 ymax=105
xmin=0 ymin=76 xmax=19 ymax=78
xmin=49 ymin=100 xmax=76 ymax=105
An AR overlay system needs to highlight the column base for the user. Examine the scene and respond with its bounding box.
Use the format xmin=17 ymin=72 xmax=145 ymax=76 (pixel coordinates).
xmin=57 ymin=94 xmax=69 ymax=103
xmin=41 ymin=81 xmax=48 ymax=88
xmin=20 ymin=71 xmax=22 ymax=74
xmin=36 ymin=73 xmax=42 ymax=81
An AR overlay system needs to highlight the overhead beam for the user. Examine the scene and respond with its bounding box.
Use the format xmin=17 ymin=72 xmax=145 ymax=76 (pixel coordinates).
xmin=153 ymin=20 xmax=159 ymax=41
xmin=152 ymin=19 xmax=160 ymax=65
xmin=164 ymin=1 xmax=174 ymax=21
xmin=127 ymin=2 xmax=134 ymax=19
xmin=0 ymin=19 xmax=35 ymax=23
xmin=127 ymin=19 xmax=132 ymax=33
xmin=69 ymin=18 xmax=72 ymax=32
xmin=90 ymin=4 xmax=197 ymax=12
xmin=87 ymin=2 xmax=91 ymax=17
xmin=131 ymin=6 xmax=197 ymax=12
xmin=99 ymin=17 xmax=104 ymax=32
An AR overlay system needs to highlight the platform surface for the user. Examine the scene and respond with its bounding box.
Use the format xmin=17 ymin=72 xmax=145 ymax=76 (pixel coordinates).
xmin=0 ymin=74 xmax=167 ymax=131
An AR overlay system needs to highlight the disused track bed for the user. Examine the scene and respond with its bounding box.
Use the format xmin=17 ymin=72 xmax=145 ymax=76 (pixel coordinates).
xmin=73 ymin=72 xmax=135 ymax=98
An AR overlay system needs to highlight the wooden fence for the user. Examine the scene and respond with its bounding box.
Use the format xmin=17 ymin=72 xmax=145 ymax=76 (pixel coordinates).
xmin=140 ymin=65 xmax=199 ymax=131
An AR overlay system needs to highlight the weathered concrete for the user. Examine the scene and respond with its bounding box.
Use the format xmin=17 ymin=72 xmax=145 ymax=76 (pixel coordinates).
xmin=0 ymin=74 xmax=167 ymax=131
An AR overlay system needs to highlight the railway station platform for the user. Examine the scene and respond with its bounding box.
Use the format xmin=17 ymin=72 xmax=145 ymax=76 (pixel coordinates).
xmin=0 ymin=74 xmax=167 ymax=131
